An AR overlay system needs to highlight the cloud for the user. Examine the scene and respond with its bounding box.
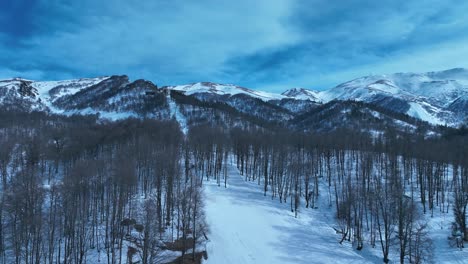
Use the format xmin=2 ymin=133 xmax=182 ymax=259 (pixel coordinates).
xmin=228 ymin=0 xmax=468 ymax=91
xmin=254 ymin=37 xmax=468 ymax=92
xmin=0 ymin=67 xmax=46 ymax=80
xmin=1 ymin=0 xmax=300 ymax=84
xmin=1 ymin=0 xmax=468 ymax=91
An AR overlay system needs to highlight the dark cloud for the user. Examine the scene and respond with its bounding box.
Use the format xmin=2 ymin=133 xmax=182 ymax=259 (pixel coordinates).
xmin=1 ymin=0 xmax=468 ymax=91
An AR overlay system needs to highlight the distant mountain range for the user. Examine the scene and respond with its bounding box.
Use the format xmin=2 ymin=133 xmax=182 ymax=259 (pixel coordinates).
xmin=166 ymin=68 xmax=468 ymax=126
xmin=0 ymin=68 xmax=466 ymax=133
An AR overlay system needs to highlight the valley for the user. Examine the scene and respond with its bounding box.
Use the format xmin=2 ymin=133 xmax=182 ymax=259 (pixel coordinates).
xmin=0 ymin=68 xmax=467 ymax=263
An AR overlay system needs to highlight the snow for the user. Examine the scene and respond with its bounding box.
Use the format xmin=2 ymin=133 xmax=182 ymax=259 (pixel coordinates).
xmin=425 ymin=209 xmax=468 ymax=264
xmin=320 ymin=79 xmax=404 ymax=103
xmin=203 ymin=164 xmax=378 ymax=264
xmin=170 ymin=83 xmax=325 ymax=103
xmin=167 ymin=93 xmax=188 ymax=135
xmin=30 ymin=76 xmax=110 ymax=111
xmin=96 ymin=110 xmax=137 ymax=120
xmin=168 ymin=82 xmax=286 ymax=102
xmin=203 ymin=160 xmax=468 ymax=264
xmin=50 ymin=107 xmax=137 ymax=120
xmin=1 ymin=68 xmax=467 ymax=126
xmin=367 ymin=81 xmax=400 ymax=95
xmin=407 ymin=102 xmax=445 ymax=125
xmin=282 ymin=88 xmax=322 ymax=102
xmin=33 ymin=77 xmax=109 ymax=100
xmin=318 ymin=69 xmax=468 ymax=126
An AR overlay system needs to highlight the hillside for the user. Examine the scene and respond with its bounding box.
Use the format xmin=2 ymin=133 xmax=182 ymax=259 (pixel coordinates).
xmin=0 ymin=70 xmax=467 ymax=264
xmin=1 ymin=68 xmax=466 ymax=129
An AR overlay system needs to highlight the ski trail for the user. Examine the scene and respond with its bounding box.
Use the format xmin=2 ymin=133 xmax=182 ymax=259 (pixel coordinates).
xmin=203 ymin=164 xmax=378 ymax=264
xmin=166 ymin=93 xmax=188 ymax=135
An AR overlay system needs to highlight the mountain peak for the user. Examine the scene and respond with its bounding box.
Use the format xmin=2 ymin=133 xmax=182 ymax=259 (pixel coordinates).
xmin=167 ymin=82 xmax=285 ymax=101
xmin=0 ymin=67 xmax=466 ymax=126
xmin=425 ymin=68 xmax=468 ymax=81
xmin=282 ymin=87 xmax=321 ymax=102
xmin=437 ymin=67 xmax=468 ymax=74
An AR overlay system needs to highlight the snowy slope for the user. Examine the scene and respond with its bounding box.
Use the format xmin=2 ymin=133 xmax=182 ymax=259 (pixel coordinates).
xmin=203 ymin=164 xmax=379 ymax=264
xmin=166 ymin=92 xmax=188 ymax=135
xmin=281 ymin=88 xmax=322 ymax=102
xmin=165 ymin=69 xmax=467 ymax=126
xmin=168 ymin=83 xmax=323 ymax=102
xmin=0 ymin=78 xmax=45 ymax=111
xmin=33 ymin=77 xmax=110 ymax=103
xmin=407 ymin=102 xmax=444 ymax=125
xmin=0 ymin=76 xmax=171 ymax=120
xmin=33 ymin=76 xmax=111 ymax=112
xmin=319 ymin=68 xmax=468 ymax=125
xmin=321 ymin=69 xmax=468 ymax=106
xmin=1 ymin=68 xmax=467 ymax=126
xmin=0 ymin=76 xmax=111 ymax=112
xmin=204 ymin=162 xmax=468 ymax=264
xmin=319 ymin=78 xmax=404 ymax=102
xmin=167 ymin=82 xmax=287 ymax=102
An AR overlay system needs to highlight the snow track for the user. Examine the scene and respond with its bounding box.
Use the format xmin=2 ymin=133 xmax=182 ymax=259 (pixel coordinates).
xmin=167 ymin=93 xmax=188 ymax=135
xmin=203 ymin=164 xmax=377 ymax=264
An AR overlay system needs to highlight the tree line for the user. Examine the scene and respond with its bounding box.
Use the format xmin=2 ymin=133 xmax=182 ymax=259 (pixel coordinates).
xmin=0 ymin=108 xmax=466 ymax=263
xmin=0 ymin=110 xmax=209 ymax=264
xmin=225 ymin=126 xmax=467 ymax=263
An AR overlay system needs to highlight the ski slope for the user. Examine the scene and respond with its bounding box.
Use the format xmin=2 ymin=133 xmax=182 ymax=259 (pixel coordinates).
xmin=203 ymin=163 xmax=468 ymax=263
xmin=203 ymin=164 xmax=379 ymax=264
xmin=167 ymin=93 xmax=188 ymax=135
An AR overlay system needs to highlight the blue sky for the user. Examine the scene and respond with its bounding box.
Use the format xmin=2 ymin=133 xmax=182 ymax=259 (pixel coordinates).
xmin=1 ymin=0 xmax=468 ymax=92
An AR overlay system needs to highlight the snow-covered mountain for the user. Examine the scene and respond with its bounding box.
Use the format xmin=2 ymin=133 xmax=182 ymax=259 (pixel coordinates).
xmin=0 ymin=75 xmax=170 ymax=119
xmin=164 ymin=69 xmax=467 ymax=126
xmin=0 ymin=76 xmax=111 ymax=112
xmin=318 ymin=68 xmax=468 ymax=125
xmin=166 ymin=82 xmax=286 ymax=101
xmin=0 ymin=68 xmax=467 ymax=128
xmin=0 ymin=78 xmax=46 ymax=112
xmin=34 ymin=76 xmax=110 ymax=108
xmin=281 ymin=87 xmax=322 ymax=102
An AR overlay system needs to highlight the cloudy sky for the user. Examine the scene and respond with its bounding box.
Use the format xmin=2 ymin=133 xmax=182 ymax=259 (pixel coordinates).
xmin=1 ymin=0 xmax=468 ymax=91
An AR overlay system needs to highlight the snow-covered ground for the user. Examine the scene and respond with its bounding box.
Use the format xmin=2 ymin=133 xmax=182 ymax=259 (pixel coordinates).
xmin=407 ymin=102 xmax=444 ymax=125
xmin=424 ymin=206 xmax=468 ymax=264
xmin=168 ymin=82 xmax=287 ymax=102
xmin=203 ymin=164 xmax=380 ymax=264
xmin=167 ymin=93 xmax=188 ymax=135
xmin=203 ymin=163 xmax=468 ymax=263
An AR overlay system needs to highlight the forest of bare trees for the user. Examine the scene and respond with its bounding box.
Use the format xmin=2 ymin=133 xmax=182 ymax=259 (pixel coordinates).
xmin=226 ymin=127 xmax=467 ymax=263
xmin=0 ymin=110 xmax=211 ymax=264
xmin=0 ymin=108 xmax=467 ymax=263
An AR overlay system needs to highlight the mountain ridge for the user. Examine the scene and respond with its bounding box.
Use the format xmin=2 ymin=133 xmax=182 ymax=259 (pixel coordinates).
xmin=0 ymin=68 xmax=467 ymax=127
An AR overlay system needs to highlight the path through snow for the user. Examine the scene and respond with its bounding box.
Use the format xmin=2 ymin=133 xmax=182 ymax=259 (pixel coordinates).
xmin=203 ymin=164 xmax=379 ymax=264
xmin=166 ymin=93 xmax=188 ymax=135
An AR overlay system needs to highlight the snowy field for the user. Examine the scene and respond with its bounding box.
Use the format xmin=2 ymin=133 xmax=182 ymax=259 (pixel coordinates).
xmin=203 ymin=164 xmax=468 ymax=264
xmin=203 ymin=164 xmax=380 ymax=264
